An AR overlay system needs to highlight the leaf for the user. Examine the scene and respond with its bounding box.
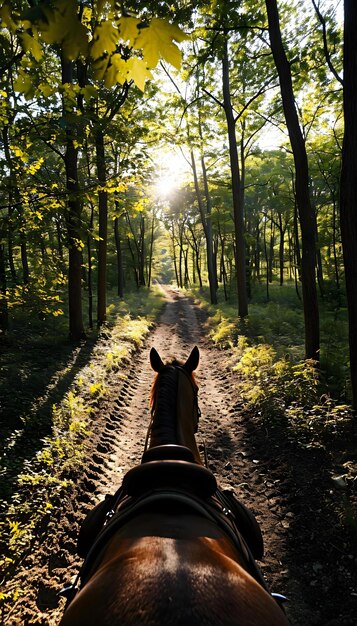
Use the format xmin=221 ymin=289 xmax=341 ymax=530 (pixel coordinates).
xmin=13 ymin=71 xmax=34 ymax=99
xmin=135 ymin=18 xmax=188 ymax=70
xmin=126 ymin=57 xmax=153 ymax=92
xmin=91 ymin=20 xmax=119 ymax=59
xmin=40 ymin=0 xmax=88 ymax=60
xmin=81 ymin=85 xmax=98 ymax=101
xmin=38 ymin=83 xmax=54 ymax=97
xmin=20 ymin=32 xmax=43 ymax=61
xmin=0 ymin=3 xmax=17 ymax=32
xmin=117 ymin=16 xmax=140 ymax=46
xmin=103 ymin=53 xmax=128 ymax=87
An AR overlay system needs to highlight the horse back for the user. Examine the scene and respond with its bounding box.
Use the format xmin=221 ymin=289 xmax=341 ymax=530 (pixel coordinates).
xmin=60 ymin=514 xmax=289 ymax=626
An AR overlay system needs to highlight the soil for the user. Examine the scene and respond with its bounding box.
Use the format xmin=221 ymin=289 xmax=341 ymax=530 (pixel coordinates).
xmin=3 ymin=288 xmax=356 ymax=625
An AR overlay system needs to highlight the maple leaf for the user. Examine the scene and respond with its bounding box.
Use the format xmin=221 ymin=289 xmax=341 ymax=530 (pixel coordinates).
xmin=134 ymin=18 xmax=188 ymax=70
xmin=103 ymin=54 xmax=128 ymax=87
xmin=117 ymin=16 xmax=140 ymax=46
xmin=20 ymin=32 xmax=43 ymax=61
xmin=91 ymin=20 xmax=119 ymax=59
xmin=40 ymin=0 xmax=88 ymax=60
xmin=125 ymin=57 xmax=153 ymax=92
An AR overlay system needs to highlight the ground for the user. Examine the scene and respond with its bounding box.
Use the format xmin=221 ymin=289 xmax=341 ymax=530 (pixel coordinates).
xmin=2 ymin=288 xmax=356 ymax=625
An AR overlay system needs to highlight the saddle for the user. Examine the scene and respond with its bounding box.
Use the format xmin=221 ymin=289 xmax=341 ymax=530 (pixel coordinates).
xmin=59 ymin=446 xmax=289 ymax=614
xmin=77 ymin=445 xmax=264 ymax=563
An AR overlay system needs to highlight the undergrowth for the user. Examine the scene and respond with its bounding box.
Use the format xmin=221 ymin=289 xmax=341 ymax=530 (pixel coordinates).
xmin=188 ymin=283 xmax=356 ymax=501
xmin=0 ymin=286 xmax=164 ymax=610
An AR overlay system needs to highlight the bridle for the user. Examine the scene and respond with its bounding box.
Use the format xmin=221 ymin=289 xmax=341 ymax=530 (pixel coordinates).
xmin=143 ymin=365 xmax=201 ymax=455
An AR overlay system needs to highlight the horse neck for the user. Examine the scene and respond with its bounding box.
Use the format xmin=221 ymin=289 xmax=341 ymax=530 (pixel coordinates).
xmin=150 ymin=367 xmax=202 ymax=464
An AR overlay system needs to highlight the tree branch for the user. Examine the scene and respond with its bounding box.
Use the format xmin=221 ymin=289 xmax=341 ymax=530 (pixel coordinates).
xmin=311 ymin=0 xmax=343 ymax=86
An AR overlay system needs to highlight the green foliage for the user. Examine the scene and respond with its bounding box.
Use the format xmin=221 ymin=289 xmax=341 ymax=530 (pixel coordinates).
xmin=192 ymin=283 xmax=353 ymax=446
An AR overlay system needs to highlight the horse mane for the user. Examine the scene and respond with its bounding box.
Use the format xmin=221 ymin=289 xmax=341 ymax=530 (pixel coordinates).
xmin=150 ymin=360 xmax=197 ymax=409
xmin=149 ymin=360 xmax=197 ymax=445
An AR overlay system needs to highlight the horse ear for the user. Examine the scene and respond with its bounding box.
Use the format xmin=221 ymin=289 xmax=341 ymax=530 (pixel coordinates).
xmin=150 ymin=347 xmax=164 ymax=372
xmin=184 ymin=346 xmax=199 ymax=373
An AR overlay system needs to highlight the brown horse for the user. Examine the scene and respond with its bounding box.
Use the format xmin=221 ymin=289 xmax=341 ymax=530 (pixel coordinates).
xmin=59 ymin=347 xmax=290 ymax=625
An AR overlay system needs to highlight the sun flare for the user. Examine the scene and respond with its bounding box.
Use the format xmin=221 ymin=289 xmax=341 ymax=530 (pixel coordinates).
xmin=153 ymin=151 xmax=190 ymax=199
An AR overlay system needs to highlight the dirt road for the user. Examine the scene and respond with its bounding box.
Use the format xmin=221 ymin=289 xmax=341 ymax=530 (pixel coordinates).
xmin=6 ymin=288 xmax=354 ymax=625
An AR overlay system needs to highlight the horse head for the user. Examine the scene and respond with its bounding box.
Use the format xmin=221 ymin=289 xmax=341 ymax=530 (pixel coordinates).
xmin=148 ymin=346 xmax=202 ymax=463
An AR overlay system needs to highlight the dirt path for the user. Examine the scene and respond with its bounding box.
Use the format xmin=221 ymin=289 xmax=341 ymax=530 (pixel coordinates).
xmin=6 ymin=288 xmax=354 ymax=625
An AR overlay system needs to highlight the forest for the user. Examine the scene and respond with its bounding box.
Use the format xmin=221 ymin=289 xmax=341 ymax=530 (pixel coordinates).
xmin=0 ymin=0 xmax=356 ymax=624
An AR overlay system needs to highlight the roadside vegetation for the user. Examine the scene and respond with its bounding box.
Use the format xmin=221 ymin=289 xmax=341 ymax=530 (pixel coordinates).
xmin=189 ymin=282 xmax=356 ymax=536
xmin=0 ymin=286 xmax=164 ymax=611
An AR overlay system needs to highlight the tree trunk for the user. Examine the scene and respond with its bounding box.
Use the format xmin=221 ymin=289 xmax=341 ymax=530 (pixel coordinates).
xmin=114 ymin=218 xmax=124 ymax=298
xmin=332 ymin=198 xmax=340 ymax=292
xmin=266 ymin=0 xmax=319 ymax=360
xmin=147 ymin=212 xmax=155 ymax=288
xmin=278 ymin=213 xmax=284 ymax=286
xmin=268 ymin=220 xmax=274 ymax=283
xmin=340 ymin=0 xmax=357 ymax=409
xmin=222 ymin=35 xmax=248 ymax=317
xmin=95 ymin=127 xmax=108 ymax=326
xmin=114 ymin=212 xmax=124 ymax=298
xmin=190 ymin=150 xmax=217 ymax=304
xmin=139 ymin=215 xmax=146 ymax=287
xmin=264 ymin=217 xmax=270 ymax=301
xmin=61 ymin=56 xmax=85 ymax=341
xmin=0 ymin=234 xmax=8 ymax=333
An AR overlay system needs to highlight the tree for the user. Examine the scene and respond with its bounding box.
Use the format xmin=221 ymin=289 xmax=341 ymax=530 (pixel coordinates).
xmin=265 ymin=0 xmax=320 ymax=361
xmin=340 ymin=0 xmax=357 ymax=410
xmin=1 ymin=0 xmax=188 ymax=339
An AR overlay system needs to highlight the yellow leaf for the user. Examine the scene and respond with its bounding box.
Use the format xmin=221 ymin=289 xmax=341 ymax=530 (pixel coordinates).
xmin=0 ymin=3 xmax=17 ymax=32
xmin=40 ymin=0 xmax=88 ymax=60
xmin=91 ymin=20 xmax=119 ymax=59
xmin=135 ymin=18 xmax=188 ymax=70
xmin=118 ymin=16 xmax=140 ymax=46
xmin=126 ymin=57 xmax=153 ymax=92
xmin=104 ymin=53 xmax=128 ymax=87
xmin=20 ymin=32 xmax=44 ymax=61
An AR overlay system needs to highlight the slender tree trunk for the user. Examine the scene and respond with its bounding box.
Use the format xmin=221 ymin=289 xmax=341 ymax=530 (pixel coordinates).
xmin=222 ymin=35 xmax=248 ymax=317
xmin=266 ymin=0 xmax=319 ymax=360
xmin=268 ymin=218 xmax=275 ymax=283
xmin=190 ymin=150 xmax=217 ymax=303
xmin=61 ymin=56 xmax=85 ymax=341
xmin=278 ymin=214 xmax=284 ymax=286
xmin=332 ymin=198 xmax=340 ymax=292
xmin=264 ymin=217 xmax=270 ymax=301
xmin=340 ymin=0 xmax=357 ymax=409
xmin=139 ymin=216 xmax=146 ymax=287
xmin=147 ymin=212 xmax=155 ymax=288
xmin=127 ymin=236 xmax=139 ymax=288
xmin=0 ymin=232 xmax=8 ymax=333
xmin=95 ymin=127 xmax=108 ymax=326
xmin=3 ymin=127 xmax=20 ymax=285
xmin=114 ymin=215 xmax=124 ymax=298
xmin=255 ymin=216 xmax=261 ymax=281
xmin=56 ymin=218 xmax=64 ymax=265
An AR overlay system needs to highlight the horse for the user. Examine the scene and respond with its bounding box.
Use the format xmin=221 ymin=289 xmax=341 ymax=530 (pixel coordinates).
xmin=59 ymin=346 xmax=290 ymax=625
